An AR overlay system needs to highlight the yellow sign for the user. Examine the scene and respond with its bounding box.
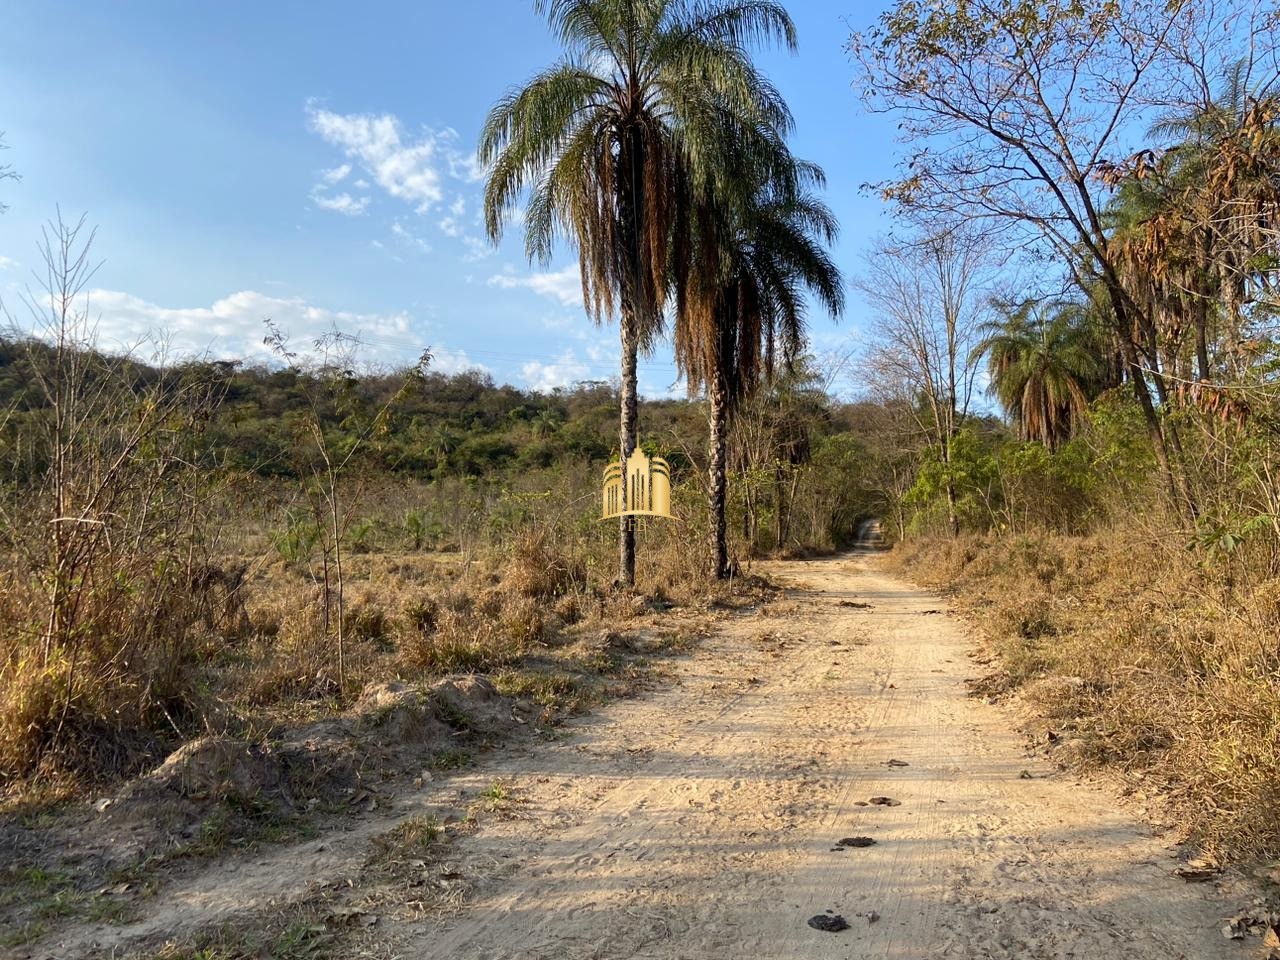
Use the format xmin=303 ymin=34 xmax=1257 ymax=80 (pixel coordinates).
xmin=602 ymin=448 xmax=673 ymax=520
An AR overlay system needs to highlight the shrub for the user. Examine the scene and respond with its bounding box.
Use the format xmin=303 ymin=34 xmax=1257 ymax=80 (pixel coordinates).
xmin=894 ymin=532 xmax=1280 ymax=860
xmin=503 ymin=527 xmax=586 ymax=598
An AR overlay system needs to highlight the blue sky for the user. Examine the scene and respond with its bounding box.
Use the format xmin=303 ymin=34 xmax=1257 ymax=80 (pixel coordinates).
xmin=0 ymin=1 xmax=900 ymax=396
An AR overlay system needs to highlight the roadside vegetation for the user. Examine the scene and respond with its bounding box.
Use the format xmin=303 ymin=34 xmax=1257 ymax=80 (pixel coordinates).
xmin=0 ymin=216 xmax=873 ymax=813
xmin=1 ymin=4 xmax=1279 ymax=951
xmin=855 ymin=0 xmax=1280 ymax=862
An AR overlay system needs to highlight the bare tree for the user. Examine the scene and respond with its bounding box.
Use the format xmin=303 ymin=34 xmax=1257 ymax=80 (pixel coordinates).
xmin=855 ymin=229 xmax=989 ymax=534
xmin=0 ymin=213 xmax=227 ymax=772
xmin=0 ymin=132 xmax=18 ymax=213
xmin=264 ymin=322 xmax=429 ymax=693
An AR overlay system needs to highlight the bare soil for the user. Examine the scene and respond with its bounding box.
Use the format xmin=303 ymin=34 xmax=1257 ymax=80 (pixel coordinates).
xmin=10 ymin=550 xmax=1261 ymax=959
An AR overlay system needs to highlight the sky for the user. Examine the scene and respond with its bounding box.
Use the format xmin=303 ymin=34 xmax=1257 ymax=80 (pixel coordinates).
xmin=0 ymin=1 xmax=902 ymax=397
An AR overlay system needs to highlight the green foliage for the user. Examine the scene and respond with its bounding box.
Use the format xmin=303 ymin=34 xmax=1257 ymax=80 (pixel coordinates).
xmin=0 ymin=345 xmax=698 ymax=488
xmin=800 ymin=433 xmax=871 ymax=546
xmin=973 ymin=299 xmax=1105 ymax=449
xmin=993 ymin=437 xmax=1096 ymax=534
xmin=1083 ymin=391 xmax=1157 ymax=497
xmin=902 ymin=423 xmax=1101 ymax=536
xmin=271 ymin=510 xmax=320 ymax=565
xmin=346 ymin=518 xmax=378 ymax=554
xmin=905 ymin=427 xmax=998 ymax=534
xmin=402 ymin=508 xmax=445 ymax=551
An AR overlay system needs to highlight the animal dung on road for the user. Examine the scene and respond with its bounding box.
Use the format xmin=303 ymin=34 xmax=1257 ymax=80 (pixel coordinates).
xmin=868 ymin=796 xmax=902 ymax=806
xmin=838 ymin=600 xmax=873 ymax=609
xmin=1173 ymin=859 xmax=1220 ymax=882
xmin=836 ymin=836 xmax=877 ymax=847
xmin=808 ymin=914 xmax=851 ymax=932
xmin=885 ymin=758 xmax=910 ymax=767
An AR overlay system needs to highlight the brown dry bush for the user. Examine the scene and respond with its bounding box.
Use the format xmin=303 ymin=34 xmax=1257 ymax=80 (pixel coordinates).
xmin=0 ymin=218 xmax=247 ymax=792
xmin=0 ymin=557 xmax=235 ymax=783
xmin=397 ymin=596 xmax=530 ymax=676
xmin=236 ymin=588 xmax=339 ymax=709
xmin=504 ymin=526 xmax=586 ymax=598
xmin=634 ymin=506 xmax=721 ymax=603
xmin=892 ymin=532 xmax=1280 ymax=860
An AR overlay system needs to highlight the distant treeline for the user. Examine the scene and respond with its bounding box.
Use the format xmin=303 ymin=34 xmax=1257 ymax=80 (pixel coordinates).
xmin=0 ymin=336 xmax=709 ymax=481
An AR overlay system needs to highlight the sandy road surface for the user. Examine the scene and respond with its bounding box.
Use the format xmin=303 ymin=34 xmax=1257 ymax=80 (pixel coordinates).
xmin=25 ymin=550 xmax=1246 ymax=959
xmin=386 ymin=551 xmax=1240 ymax=959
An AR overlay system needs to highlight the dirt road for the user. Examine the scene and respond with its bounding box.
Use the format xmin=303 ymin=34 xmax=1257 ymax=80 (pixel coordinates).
xmin=28 ymin=551 xmax=1247 ymax=959
xmin=385 ymin=551 xmax=1240 ymax=959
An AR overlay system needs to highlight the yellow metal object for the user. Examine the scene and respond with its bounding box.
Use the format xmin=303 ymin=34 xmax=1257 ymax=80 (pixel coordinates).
xmin=602 ymin=448 xmax=673 ymax=520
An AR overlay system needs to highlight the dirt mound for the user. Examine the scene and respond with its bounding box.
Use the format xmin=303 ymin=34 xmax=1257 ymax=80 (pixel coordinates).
xmin=349 ymin=680 xmax=454 ymax=755
xmin=115 ymin=735 xmax=290 ymax=808
xmin=0 ymin=674 xmax=536 ymax=952
xmin=433 ymin=675 xmax=517 ymax=732
xmin=101 ymin=675 xmax=528 ymax=846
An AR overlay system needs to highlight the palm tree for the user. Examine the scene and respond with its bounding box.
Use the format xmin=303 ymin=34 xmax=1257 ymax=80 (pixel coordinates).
xmin=675 ymin=179 xmax=844 ymax=577
xmin=974 ymin=301 xmax=1102 ymax=451
xmin=479 ymin=0 xmax=797 ymax=586
xmin=531 ymin=408 xmax=563 ymax=439
xmin=1134 ymin=60 xmax=1280 ymax=381
xmin=425 ymin=426 xmax=460 ymax=475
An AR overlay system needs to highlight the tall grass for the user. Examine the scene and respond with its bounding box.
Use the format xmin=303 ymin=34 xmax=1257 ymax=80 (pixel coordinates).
xmin=1 ymin=215 xmax=235 ymax=784
xmin=890 ymin=532 xmax=1280 ymax=860
xmin=0 ymin=220 xmax=804 ymax=803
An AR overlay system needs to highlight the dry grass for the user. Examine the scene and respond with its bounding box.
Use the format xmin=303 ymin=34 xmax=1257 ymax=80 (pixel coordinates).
xmin=0 ymin=559 xmax=240 ymax=786
xmin=0 ymin=514 xmax=753 ymax=952
xmin=889 ymin=532 xmax=1280 ymax=861
xmin=0 ymin=510 xmax=745 ymax=813
xmin=503 ymin=527 xmax=587 ymax=598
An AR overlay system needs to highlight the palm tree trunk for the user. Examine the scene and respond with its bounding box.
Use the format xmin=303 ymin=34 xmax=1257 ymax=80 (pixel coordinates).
xmin=1194 ymin=236 xmax=1213 ymax=381
xmin=619 ymin=319 xmax=638 ymax=587
xmin=615 ymin=125 xmax=646 ymax=588
xmin=708 ymin=373 xmax=729 ymax=579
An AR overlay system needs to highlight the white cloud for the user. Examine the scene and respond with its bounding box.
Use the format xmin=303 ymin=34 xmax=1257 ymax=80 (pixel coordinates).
xmin=437 ymin=128 xmax=484 ymax=183
xmin=309 ymin=162 xmax=369 ymax=215
xmin=428 ymin=348 xmax=484 ymax=376
xmin=540 ymin=313 xmax=575 ymax=331
xmin=462 ymin=236 xmax=497 ymax=262
xmin=320 ymin=164 xmax=352 ymax=185
xmin=437 ymin=197 xmax=486 ymax=252
xmin=391 ymin=221 xmax=432 ymax=254
xmin=521 ymin=350 xmax=590 ymax=392
xmin=304 ymin=102 xmax=485 ymax=223
xmin=69 ymin=288 xmax=483 ymax=375
xmin=487 ymin=265 xmax=581 ymax=307
xmin=312 ymin=191 xmax=370 ymax=216
xmin=306 ymin=102 xmax=487 ymax=216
